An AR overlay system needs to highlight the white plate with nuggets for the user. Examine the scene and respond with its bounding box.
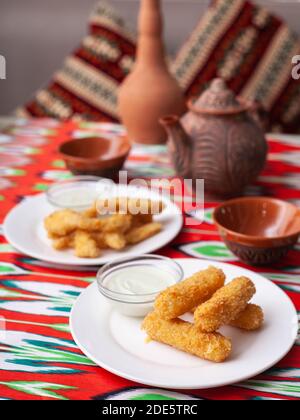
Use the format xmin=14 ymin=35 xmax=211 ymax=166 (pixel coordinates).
xmin=70 ymin=259 xmax=298 ymax=390
xmin=3 ymin=188 xmax=182 ymax=266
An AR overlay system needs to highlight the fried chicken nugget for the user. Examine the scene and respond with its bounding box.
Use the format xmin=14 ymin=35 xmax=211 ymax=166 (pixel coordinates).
xmin=131 ymin=214 xmax=153 ymax=227
xmin=102 ymin=214 xmax=133 ymax=234
xmin=82 ymin=202 xmax=98 ymax=218
xmin=104 ymin=233 xmax=127 ymax=250
xmin=78 ymin=217 xmax=104 ymax=232
xmin=126 ymin=222 xmax=162 ymax=245
xmin=91 ymin=232 xmax=109 ymax=249
xmin=194 ymin=277 xmax=256 ymax=333
xmin=44 ymin=209 xmax=81 ymax=236
xmin=154 ymin=266 xmax=225 ymax=320
xmin=97 ymin=197 xmax=165 ymax=215
xmin=229 ymin=304 xmax=264 ymax=331
xmin=52 ymin=234 xmax=74 ymax=250
xmin=74 ymin=231 xmax=100 ymax=258
xmin=142 ymin=312 xmax=232 ymax=363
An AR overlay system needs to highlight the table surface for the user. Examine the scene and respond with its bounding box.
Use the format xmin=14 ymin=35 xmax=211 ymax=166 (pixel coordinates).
xmin=0 ymin=118 xmax=299 ymax=401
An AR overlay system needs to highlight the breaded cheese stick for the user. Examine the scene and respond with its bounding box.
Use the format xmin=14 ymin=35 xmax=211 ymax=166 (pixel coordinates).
xmin=154 ymin=266 xmax=225 ymax=320
xmin=229 ymin=304 xmax=264 ymax=331
xmin=142 ymin=312 xmax=232 ymax=363
xmin=194 ymin=277 xmax=256 ymax=332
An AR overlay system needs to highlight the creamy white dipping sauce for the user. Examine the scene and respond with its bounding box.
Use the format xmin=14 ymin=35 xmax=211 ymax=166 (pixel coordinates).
xmin=102 ymin=266 xmax=173 ymax=295
xmin=52 ymin=187 xmax=100 ymax=208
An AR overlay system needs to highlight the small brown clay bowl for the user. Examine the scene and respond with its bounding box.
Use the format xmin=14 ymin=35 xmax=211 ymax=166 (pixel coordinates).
xmin=59 ymin=136 xmax=131 ymax=178
xmin=213 ymin=197 xmax=300 ymax=266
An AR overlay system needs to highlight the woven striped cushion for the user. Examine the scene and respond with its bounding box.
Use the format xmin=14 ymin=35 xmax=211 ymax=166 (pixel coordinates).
xmin=16 ymin=1 xmax=136 ymax=122
xmin=172 ymin=0 xmax=300 ymax=134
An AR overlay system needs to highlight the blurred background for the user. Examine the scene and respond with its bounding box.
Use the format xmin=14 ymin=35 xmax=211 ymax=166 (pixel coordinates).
xmin=1 ymin=0 xmax=300 ymax=114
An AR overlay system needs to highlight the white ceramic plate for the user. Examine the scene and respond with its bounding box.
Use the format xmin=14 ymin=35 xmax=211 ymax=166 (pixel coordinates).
xmin=70 ymin=259 xmax=298 ymax=390
xmin=3 ymin=187 xmax=182 ymax=266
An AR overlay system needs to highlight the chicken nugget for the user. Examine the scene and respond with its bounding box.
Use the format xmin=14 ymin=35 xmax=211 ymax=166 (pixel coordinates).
xmin=154 ymin=266 xmax=225 ymax=320
xmin=97 ymin=197 xmax=165 ymax=215
xmin=82 ymin=203 xmax=98 ymax=218
xmin=131 ymin=214 xmax=153 ymax=227
xmin=126 ymin=222 xmax=162 ymax=245
xmin=78 ymin=217 xmax=104 ymax=232
xmin=126 ymin=198 xmax=165 ymax=215
xmin=142 ymin=312 xmax=232 ymax=363
xmin=102 ymin=214 xmax=133 ymax=234
xmin=74 ymin=231 xmax=100 ymax=258
xmin=91 ymin=232 xmax=109 ymax=249
xmin=104 ymin=233 xmax=127 ymax=250
xmin=44 ymin=209 xmax=81 ymax=236
xmin=52 ymin=234 xmax=74 ymax=250
xmin=229 ymin=304 xmax=264 ymax=331
xmin=194 ymin=277 xmax=256 ymax=332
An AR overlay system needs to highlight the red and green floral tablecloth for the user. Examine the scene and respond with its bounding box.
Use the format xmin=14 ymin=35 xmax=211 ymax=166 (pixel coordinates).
xmin=0 ymin=118 xmax=299 ymax=400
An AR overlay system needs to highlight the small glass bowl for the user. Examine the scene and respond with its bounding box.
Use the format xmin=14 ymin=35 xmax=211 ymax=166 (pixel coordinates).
xmin=46 ymin=176 xmax=115 ymax=211
xmin=97 ymin=254 xmax=184 ymax=317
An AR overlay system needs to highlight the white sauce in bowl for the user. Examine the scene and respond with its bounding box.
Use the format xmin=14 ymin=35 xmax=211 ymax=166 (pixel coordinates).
xmin=102 ymin=266 xmax=173 ymax=295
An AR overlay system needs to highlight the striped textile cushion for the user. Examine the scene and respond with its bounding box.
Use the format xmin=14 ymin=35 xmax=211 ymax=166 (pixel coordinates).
xmin=16 ymin=1 xmax=136 ymax=122
xmin=172 ymin=0 xmax=300 ymax=134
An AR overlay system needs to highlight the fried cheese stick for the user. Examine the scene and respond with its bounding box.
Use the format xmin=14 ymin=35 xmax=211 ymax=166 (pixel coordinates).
xmin=194 ymin=277 xmax=256 ymax=332
xmin=154 ymin=266 xmax=225 ymax=320
xmin=229 ymin=304 xmax=264 ymax=331
xmin=142 ymin=312 xmax=232 ymax=363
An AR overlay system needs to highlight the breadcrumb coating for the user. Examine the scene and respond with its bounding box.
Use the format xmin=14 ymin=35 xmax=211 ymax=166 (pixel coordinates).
xmin=96 ymin=197 xmax=165 ymax=215
xmin=126 ymin=223 xmax=162 ymax=245
xmin=142 ymin=312 xmax=232 ymax=363
xmin=104 ymin=233 xmax=127 ymax=250
xmin=194 ymin=277 xmax=256 ymax=332
xmin=52 ymin=234 xmax=74 ymax=250
xmin=44 ymin=210 xmax=81 ymax=236
xmin=74 ymin=231 xmax=100 ymax=258
xmin=154 ymin=266 xmax=225 ymax=320
xmin=229 ymin=304 xmax=264 ymax=331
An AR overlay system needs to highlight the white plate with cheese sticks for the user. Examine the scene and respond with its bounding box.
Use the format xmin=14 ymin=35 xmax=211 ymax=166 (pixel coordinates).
xmin=70 ymin=259 xmax=297 ymax=390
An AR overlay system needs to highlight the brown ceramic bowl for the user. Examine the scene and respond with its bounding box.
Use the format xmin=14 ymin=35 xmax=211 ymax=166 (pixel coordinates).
xmin=213 ymin=197 xmax=300 ymax=266
xmin=59 ymin=136 xmax=131 ymax=178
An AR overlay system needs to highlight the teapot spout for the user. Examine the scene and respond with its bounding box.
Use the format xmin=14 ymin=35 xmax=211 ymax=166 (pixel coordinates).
xmin=159 ymin=115 xmax=191 ymax=146
xmin=159 ymin=115 xmax=192 ymax=179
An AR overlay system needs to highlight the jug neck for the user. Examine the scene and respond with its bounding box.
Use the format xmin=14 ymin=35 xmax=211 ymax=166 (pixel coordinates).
xmin=136 ymin=0 xmax=167 ymax=68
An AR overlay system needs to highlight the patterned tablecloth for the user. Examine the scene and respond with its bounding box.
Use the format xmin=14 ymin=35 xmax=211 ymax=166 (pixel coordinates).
xmin=0 ymin=118 xmax=299 ymax=401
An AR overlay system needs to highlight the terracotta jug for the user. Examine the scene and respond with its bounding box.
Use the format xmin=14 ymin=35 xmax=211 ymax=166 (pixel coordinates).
xmin=118 ymin=0 xmax=186 ymax=145
xmin=160 ymin=78 xmax=268 ymax=198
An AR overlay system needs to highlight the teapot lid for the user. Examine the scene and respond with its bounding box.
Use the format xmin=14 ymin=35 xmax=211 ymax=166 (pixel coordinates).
xmin=188 ymin=78 xmax=249 ymax=115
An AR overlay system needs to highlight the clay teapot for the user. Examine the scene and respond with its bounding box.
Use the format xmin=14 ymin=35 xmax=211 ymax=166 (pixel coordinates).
xmin=160 ymin=79 xmax=268 ymax=198
xmin=118 ymin=0 xmax=185 ymax=145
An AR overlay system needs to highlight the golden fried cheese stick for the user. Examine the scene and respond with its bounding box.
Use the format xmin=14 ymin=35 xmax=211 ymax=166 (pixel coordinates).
xmin=194 ymin=277 xmax=256 ymax=332
xmin=154 ymin=266 xmax=225 ymax=320
xmin=142 ymin=312 xmax=232 ymax=363
xmin=229 ymin=304 xmax=264 ymax=331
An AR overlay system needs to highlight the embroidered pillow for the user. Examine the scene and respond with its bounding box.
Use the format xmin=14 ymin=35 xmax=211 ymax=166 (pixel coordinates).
xmin=172 ymin=0 xmax=300 ymax=134
xmin=16 ymin=1 xmax=136 ymax=122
